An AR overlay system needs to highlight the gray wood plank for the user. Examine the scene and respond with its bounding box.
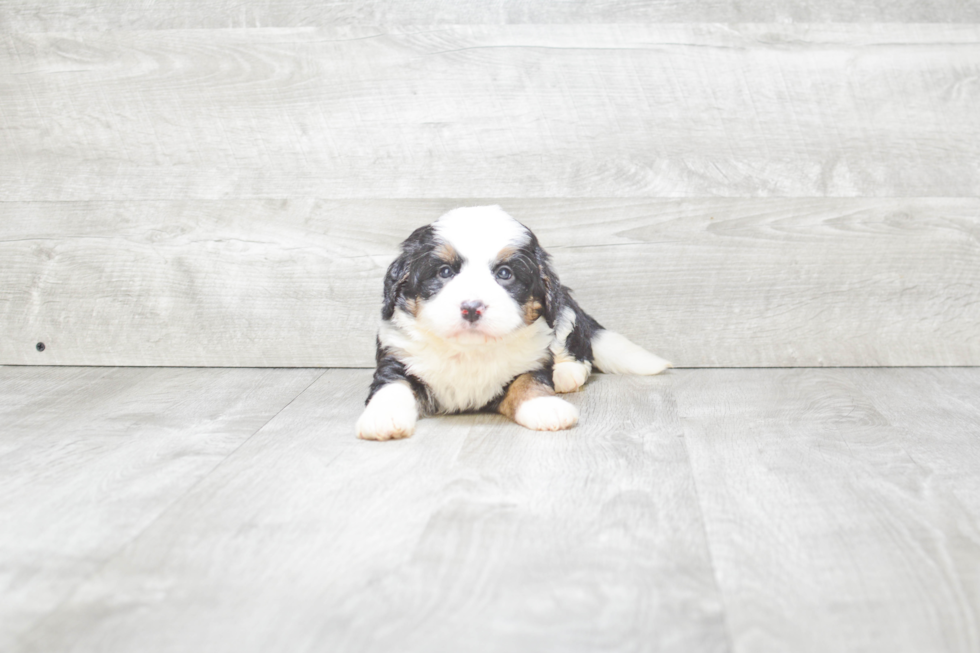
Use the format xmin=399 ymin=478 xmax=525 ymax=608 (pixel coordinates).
xmin=2 ymin=198 xmax=978 ymax=367
xmin=2 ymin=0 xmax=978 ymax=30
xmin=14 ymin=370 xmax=729 ymax=653
xmin=675 ymin=368 xmax=980 ymax=653
xmin=0 ymin=366 xmax=323 ymax=651
xmin=2 ymin=25 xmax=979 ymax=200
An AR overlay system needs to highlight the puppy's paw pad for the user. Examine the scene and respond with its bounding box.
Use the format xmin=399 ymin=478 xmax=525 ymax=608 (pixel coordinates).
xmin=553 ymin=361 xmax=590 ymax=393
xmin=356 ymin=384 xmax=417 ymax=441
xmin=514 ymin=396 xmax=579 ymax=431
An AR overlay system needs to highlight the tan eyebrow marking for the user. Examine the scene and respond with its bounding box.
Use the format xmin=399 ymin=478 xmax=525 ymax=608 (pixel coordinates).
xmin=494 ymin=246 xmax=518 ymax=264
xmin=435 ymin=243 xmax=459 ymax=263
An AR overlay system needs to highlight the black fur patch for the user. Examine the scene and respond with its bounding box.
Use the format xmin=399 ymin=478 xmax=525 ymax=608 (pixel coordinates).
xmin=367 ymin=337 xmax=437 ymax=415
xmin=489 ymin=239 xmax=547 ymax=322
xmin=528 ymin=233 xmax=563 ymax=327
xmin=516 ymin=226 xmax=604 ymax=365
xmin=382 ymin=225 xmax=465 ymax=320
xmin=560 ymin=290 xmax=604 ymax=364
xmin=383 ymin=225 xmax=434 ymax=320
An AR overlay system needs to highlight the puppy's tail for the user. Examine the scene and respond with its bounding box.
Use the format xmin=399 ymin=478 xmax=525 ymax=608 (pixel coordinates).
xmin=591 ymin=330 xmax=672 ymax=375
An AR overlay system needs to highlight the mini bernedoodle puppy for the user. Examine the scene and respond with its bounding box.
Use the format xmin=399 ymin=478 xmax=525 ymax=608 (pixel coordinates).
xmin=356 ymin=205 xmax=671 ymax=440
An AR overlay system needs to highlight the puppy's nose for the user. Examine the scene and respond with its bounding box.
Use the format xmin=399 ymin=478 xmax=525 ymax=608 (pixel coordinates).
xmin=460 ymin=301 xmax=485 ymax=323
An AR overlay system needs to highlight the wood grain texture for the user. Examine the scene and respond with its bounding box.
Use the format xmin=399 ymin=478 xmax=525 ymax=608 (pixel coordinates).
xmin=2 ymin=198 xmax=978 ymax=367
xmin=7 ymin=367 xmax=980 ymax=652
xmin=2 ymin=25 xmax=980 ymax=200
xmin=0 ymin=365 xmax=322 ymax=651
xmin=675 ymin=368 xmax=980 ymax=653
xmin=2 ymin=0 xmax=979 ymax=29
xmin=13 ymin=369 xmax=728 ymax=653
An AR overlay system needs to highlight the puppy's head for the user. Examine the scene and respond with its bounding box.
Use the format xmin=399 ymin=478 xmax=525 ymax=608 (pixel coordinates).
xmin=382 ymin=206 xmax=560 ymax=344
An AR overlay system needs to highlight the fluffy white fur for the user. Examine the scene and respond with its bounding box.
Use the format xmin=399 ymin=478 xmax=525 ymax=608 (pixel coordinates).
xmin=356 ymin=381 xmax=418 ymax=441
xmin=592 ymin=330 xmax=673 ymax=375
xmin=514 ymin=396 xmax=579 ymax=431
xmin=381 ymin=311 xmax=554 ymax=413
xmin=434 ymin=206 xmax=530 ymax=266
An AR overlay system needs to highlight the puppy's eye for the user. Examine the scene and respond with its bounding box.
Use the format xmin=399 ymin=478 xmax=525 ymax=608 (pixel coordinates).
xmin=495 ymin=266 xmax=513 ymax=281
xmin=438 ymin=265 xmax=455 ymax=279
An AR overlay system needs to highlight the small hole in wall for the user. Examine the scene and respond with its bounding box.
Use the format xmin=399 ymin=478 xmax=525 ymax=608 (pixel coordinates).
xmin=36 ymin=342 xmax=45 ymax=352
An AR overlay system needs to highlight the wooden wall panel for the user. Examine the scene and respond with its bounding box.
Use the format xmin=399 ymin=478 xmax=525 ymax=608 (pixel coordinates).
xmin=2 ymin=19 xmax=977 ymax=368
xmin=2 ymin=1 xmax=979 ymax=30
xmin=2 ymin=198 xmax=977 ymax=367
xmin=2 ymin=25 xmax=980 ymax=200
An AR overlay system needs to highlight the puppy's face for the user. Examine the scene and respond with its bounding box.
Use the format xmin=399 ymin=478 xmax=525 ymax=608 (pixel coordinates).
xmin=383 ymin=206 xmax=557 ymax=344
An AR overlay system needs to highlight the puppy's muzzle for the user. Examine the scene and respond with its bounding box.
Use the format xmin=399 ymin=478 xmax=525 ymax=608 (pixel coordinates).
xmin=460 ymin=301 xmax=485 ymax=323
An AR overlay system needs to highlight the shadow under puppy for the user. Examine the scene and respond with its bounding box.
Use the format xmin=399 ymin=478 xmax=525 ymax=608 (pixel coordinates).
xmin=357 ymin=205 xmax=671 ymax=440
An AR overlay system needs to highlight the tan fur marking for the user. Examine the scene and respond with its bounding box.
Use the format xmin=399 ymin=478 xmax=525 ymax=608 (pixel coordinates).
xmin=522 ymin=299 xmax=543 ymax=325
xmin=498 ymin=373 xmax=554 ymax=420
xmin=436 ymin=243 xmax=459 ymax=262
xmin=495 ymin=246 xmax=517 ymax=263
xmin=403 ymin=297 xmax=422 ymax=317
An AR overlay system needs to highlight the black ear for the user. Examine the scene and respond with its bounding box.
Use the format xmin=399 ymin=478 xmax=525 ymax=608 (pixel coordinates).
xmin=381 ymin=254 xmax=409 ymax=321
xmin=381 ymin=224 xmax=435 ymax=321
xmin=532 ymin=235 xmax=563 ymax=328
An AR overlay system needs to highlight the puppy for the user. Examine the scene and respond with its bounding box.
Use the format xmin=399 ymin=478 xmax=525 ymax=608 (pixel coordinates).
xmin=356 ymin=205 xmax=671 ymax=440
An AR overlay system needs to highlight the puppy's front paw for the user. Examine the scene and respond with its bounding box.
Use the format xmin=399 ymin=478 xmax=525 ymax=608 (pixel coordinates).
xmin=553 ymin=361 xmax=590 ymax=393
xmin=356 ymin=382 xmax=418 ymax=441
xmin=514 ymin=396 xmax=579 ymax=431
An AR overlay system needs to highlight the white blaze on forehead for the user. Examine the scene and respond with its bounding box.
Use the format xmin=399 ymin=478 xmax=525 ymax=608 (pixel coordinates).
xmin=413 ymin=205 xmax=534 ymax=345
xmin=433 ymin=205 xmax=530 ymax=264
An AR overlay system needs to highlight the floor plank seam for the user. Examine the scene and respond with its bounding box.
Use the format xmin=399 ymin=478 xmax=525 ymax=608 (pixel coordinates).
xmin=12 ymin=368 xmax=329 ymax=646
xmin=674 ymin=393 xmax=738 ymax=653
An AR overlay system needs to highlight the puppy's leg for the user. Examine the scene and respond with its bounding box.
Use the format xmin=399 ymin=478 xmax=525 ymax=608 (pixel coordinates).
xmin=550 ymin=294 xmax=599 ymax=393
xmin=357 ymin=339 xmax=428 ymax=441
xmin=553 ymin=360 xmax=592 ymax=394
xmin=498 ymin=372 xmax=578 ymax=431
xmin=357 ymin=380 xmax=418 ymax=441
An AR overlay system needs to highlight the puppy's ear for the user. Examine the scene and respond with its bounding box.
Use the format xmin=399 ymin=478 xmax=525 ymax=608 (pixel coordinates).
xmin=381 ymin=255 xmax=409 ymax=321
xmin=382 ymin=224 xmax=435 ymax=320
xmin=532 ymin=235 xmax=563 ymax=328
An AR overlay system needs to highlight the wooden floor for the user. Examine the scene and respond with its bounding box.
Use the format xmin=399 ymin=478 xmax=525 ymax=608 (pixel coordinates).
xmin=2 ymin=367 xmax=978 ymax=652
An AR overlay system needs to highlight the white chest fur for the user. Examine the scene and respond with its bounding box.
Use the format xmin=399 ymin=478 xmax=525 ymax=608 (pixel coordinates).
xmin=379 ymin=316 xmax=554 ymax=413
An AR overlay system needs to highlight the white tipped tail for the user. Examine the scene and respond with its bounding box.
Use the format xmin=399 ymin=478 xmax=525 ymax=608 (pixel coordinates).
xmin=591 ymin=330 xmax=672 ymax=375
